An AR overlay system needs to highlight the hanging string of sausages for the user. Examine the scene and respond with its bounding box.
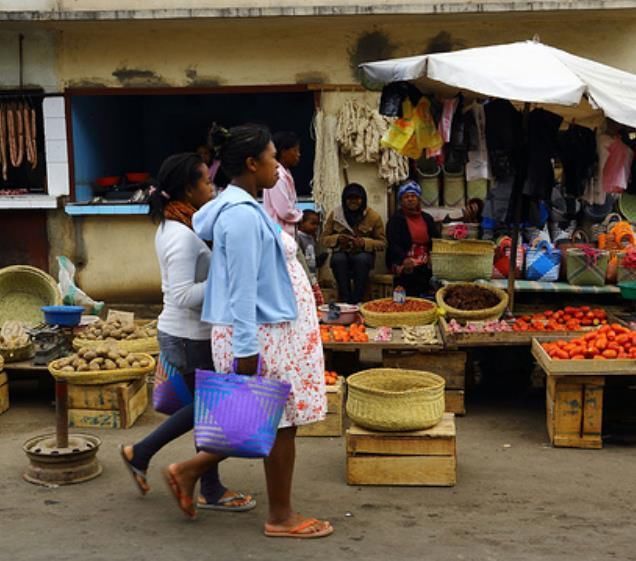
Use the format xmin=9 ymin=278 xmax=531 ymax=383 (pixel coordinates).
xmin=0 ymin=100 xmax=37 ymax=182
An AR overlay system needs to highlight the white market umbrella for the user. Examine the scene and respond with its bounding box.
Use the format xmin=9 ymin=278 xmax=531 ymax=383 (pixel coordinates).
xmin=360 ymin=40 xmax=636 ymax=307
xmin=360 ymin=40 xmax=636 ymax=129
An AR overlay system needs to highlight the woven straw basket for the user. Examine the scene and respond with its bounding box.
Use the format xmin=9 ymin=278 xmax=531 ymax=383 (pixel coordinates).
xmin=0 ymin=265 xmax=62 ymax=327
xmin=346 ymin=368 xmax=446 ymax=431
xmin=436 ymin=283 xmax=508 ymax=321
xmin=0 ymin=341 xmax=35 ymax=363
xmin=360 ymin=298 xmax=437 ymax=327
xmin=48 ymin=352 xmax=155 ymax=385
xmin=431 ymin=239 xmax=495 ymax=281
xmin=72 ymin=336 xmax=159 ymax=354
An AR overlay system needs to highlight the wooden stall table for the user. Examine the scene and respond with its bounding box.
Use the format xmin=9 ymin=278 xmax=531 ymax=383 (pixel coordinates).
xmin=532 ymin=339 xmax=636 ymax=449
xmin=323 ymin=327 xmax=467 ymax=415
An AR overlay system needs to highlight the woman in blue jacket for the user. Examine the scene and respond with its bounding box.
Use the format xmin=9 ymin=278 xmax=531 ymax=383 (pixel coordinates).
xmin=163 ymin=124 xmax=332 ymax=539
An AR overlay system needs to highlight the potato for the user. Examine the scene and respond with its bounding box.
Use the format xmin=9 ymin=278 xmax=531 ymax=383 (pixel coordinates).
xmin=77 ymin=364 xmax=90 ymax=372
xmin=116 ymin=358 xmax=128 ymax=369
xmin=118 ymin=349 xmax=129 ymax=359
xmin=57 ymin=357 xmax=73 ymax=368
xmin=104 ymin=359 xmax=117 ymax=370
xmin=61 ymin=365 xmax=75 ymax=372
xmin=72 ymin=358 xmax=82 ymax=368
xmin=83 ymin=350 xmax=97 ymax=361
xmin=107 ymin=351 xmax=120 ymax=361
xmin=77 ymin=359 xmax=88 ymax=368
xmin=111 ymin=329 xmax=122 ymax=339
xmin=95 ymin=345 xmax=109 ymax=356
xmin=131 ymin=361 xmax=141 ymax=369
xmin=88 ymin=358 xmax=104 ymax=370
xmin=139 ymin=359 xmax=151 ymax=368
xmin=123 ymin=325 xmax=135 ymax=335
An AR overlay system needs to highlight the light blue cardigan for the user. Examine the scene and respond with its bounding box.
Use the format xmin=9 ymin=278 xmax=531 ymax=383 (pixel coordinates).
xmin=193 ymin=185 xmax=297 ymax=358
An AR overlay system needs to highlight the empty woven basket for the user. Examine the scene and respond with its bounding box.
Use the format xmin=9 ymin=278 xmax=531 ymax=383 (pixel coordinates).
xmin=0 ymin=265 xmax=61 ymax=327
xmin=346 ymin=368 xmax=445 ymax=431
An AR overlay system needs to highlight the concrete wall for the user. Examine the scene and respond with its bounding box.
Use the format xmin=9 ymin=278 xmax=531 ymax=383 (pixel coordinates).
xmin=0 ymin=29 xmax=59 ymax=91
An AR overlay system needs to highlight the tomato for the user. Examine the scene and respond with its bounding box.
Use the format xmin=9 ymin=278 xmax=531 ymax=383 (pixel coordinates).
xmin=595 ymin=337 xmax=608 ymax=351
xmin=571 ymin=354 xmax=585 ymax=360
xmin=602 ymin=349 xmax=618 ymax=359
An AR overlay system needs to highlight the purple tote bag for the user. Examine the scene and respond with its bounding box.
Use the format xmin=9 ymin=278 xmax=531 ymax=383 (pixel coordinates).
xmin=153 ymin=352 xmax=193 ymax=415
xmin=194 ymin=358 xmax=291 ymax=458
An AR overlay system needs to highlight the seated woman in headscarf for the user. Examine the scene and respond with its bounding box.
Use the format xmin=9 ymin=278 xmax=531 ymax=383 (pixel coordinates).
xmin=320 ymin=183 xmax=386 ymax=304
xmin=386 ymin=180 xmax=439 ymax=297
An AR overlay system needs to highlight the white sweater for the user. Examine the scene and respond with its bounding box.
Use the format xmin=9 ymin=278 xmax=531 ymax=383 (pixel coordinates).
xmin=156 ymin=220 xmax=211 ymax=340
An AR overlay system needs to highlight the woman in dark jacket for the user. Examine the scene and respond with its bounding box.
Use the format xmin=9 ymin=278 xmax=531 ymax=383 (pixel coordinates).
xmin=386 ymin=180 xmax=439 ymax=297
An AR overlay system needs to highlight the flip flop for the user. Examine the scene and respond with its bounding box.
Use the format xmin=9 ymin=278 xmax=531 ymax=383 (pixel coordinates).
xmin=264 ymin=518 xmax=334 ymax=539
xmin=198 ymin=492 xmax=256 ymax=512
xmin=118 ymin=444 xmax=149 ymax=496
xmin=162 ymin=465 xmax=196 ymax=520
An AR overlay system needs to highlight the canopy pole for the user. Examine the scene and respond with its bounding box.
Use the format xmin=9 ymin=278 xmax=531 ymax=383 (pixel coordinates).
xmin=507 ymin=102 xmax=531 ymax=312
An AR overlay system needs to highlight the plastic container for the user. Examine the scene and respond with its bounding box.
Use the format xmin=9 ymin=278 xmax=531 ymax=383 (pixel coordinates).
xmin=41 ymin=305 xmax=84 ymax=327
xmin=618 ymin=281 xmax=636 ymax=301
xmin=318 ymin=304 xmax=359 ymax=325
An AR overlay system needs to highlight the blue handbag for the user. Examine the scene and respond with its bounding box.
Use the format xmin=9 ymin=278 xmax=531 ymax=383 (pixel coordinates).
xmin=152 ymin=352 xmax=193 ymax=415
xmin=525 ymin=240 xmax=561 ymax=282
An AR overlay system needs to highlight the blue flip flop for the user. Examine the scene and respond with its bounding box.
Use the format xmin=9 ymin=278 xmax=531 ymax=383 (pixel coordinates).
xmin=197 ymin=492 xmax=256 ymax=512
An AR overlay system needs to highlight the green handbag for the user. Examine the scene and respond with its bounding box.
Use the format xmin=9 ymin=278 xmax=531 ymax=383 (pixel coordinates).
xmin=566 ymin=248 xmax=609 ymax=286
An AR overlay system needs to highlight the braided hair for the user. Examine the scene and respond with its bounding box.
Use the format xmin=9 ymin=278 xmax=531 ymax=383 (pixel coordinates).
xmin=149 ymin=153 xmax=204 ymax=223
xmin=208 ymin=123 xmax=272 ymax=179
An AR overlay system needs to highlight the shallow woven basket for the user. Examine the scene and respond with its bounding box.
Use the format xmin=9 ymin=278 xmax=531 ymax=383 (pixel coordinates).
xmin=0 ymin=341 xmax=35 ymax=363
xmin=346 ymin=368 xmax=446 ymax=431
xmin=436 ymin=283 xmax=508 ymax=321
xmin=72 ymin=336 xmax=159 ymax=354
xmin=360 ymin=298 xmax=437 ymax=327
xmin=48 ymin=352 xmax=155 ymax=385
xmin=0 ymin=265 xmax=62 ymax=327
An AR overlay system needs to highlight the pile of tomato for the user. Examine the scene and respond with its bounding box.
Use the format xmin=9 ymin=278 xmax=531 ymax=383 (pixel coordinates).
xmin=324 ymin=371 xmax=339 ymax=385
xmin=542 ymin=324 xmax=636 ymax=360
xmin=320 ymin=323 xmax=369 ymax=343
xmin=513 ymin=306 xmax=607 ymax=332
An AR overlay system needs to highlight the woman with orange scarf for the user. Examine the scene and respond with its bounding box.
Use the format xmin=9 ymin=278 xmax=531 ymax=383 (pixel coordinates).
xmin=119 ymin=153 xmax=254 ymax=512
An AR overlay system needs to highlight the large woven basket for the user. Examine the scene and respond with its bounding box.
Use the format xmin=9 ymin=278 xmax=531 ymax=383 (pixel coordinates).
xmin=72 ymin=336 xmax=159 ymax=354
xmin=346 ymin=368 xmax=445 ymax=431
xmin=436 ymin=283 xmax=508 ymax=321
xmin=0 ymin=265 xmax=62 ymax=327
xmin=431 ymin=239 xmax=495 ymax=281
xmin=0 ymin=341 xmax=35 ymax=363
xmin=360 ymin=298 xmax=437 ymax=327
xmin=48 ymin=352 xmax=155 ymax=385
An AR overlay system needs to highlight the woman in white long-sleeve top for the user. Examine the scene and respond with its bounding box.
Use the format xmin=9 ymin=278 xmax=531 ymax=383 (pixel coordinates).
xmin=119 ymin=152 xmax=254 ymax=512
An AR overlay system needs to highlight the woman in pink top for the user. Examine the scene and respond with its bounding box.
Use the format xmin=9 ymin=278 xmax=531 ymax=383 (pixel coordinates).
xmin=263 ymin=131 xmax=303 ymax=236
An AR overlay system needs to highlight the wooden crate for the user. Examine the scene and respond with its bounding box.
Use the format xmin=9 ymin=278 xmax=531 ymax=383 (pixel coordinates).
xmin=383 ymin=350 xmax=467 ymax=415
xmin=0 ymin=372 xmax=9 ymax=415
xmin=68 ymin=378 xmax=148 ymax=429
xmin=546 ymin=375 xmax=604 ymax=449
xmin=346 ymin=413 xmax=456 ymax=486
xmin=297 ymin=376 xmax=345 ymax=437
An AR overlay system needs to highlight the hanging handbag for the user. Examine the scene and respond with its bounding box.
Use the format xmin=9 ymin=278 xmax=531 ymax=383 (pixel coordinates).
xmin=617 ymin=248 xmax=636 ymax=283
xmin=555 ymin=229 xmax=594 ymax=281
xmin=598 ymin=221 xmax=636 ymax=284
xmin=525 ymin=240 xmax=561 ymax=282
xmin=492 ymin=236 xmax=524 ymax=279
xmin=566 ymin=247 xmax=609 ymax=286
xmin=194 ymin=357 xmax=291 ymax=458
xmin=152 ymin=352 xmax=193 ymax=415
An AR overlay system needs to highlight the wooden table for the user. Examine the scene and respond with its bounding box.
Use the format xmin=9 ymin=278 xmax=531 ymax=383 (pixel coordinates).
xmin=532 ymin=339 xmax=636 ymax=449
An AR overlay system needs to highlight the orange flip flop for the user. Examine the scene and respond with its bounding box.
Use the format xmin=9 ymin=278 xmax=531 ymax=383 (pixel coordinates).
xmin=264 ymin=518 xmax=334 ymax=539
xmin=162 ymin=465 xmax=196 ymax=520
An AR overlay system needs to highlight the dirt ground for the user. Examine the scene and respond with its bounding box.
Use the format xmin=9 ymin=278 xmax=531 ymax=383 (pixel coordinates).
xmin=1 ymin=379 xmax=635 ymax=561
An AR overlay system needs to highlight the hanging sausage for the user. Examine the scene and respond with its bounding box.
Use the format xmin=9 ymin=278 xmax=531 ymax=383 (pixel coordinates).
xmin=0 ymin=105 xmax=7 ymax=181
